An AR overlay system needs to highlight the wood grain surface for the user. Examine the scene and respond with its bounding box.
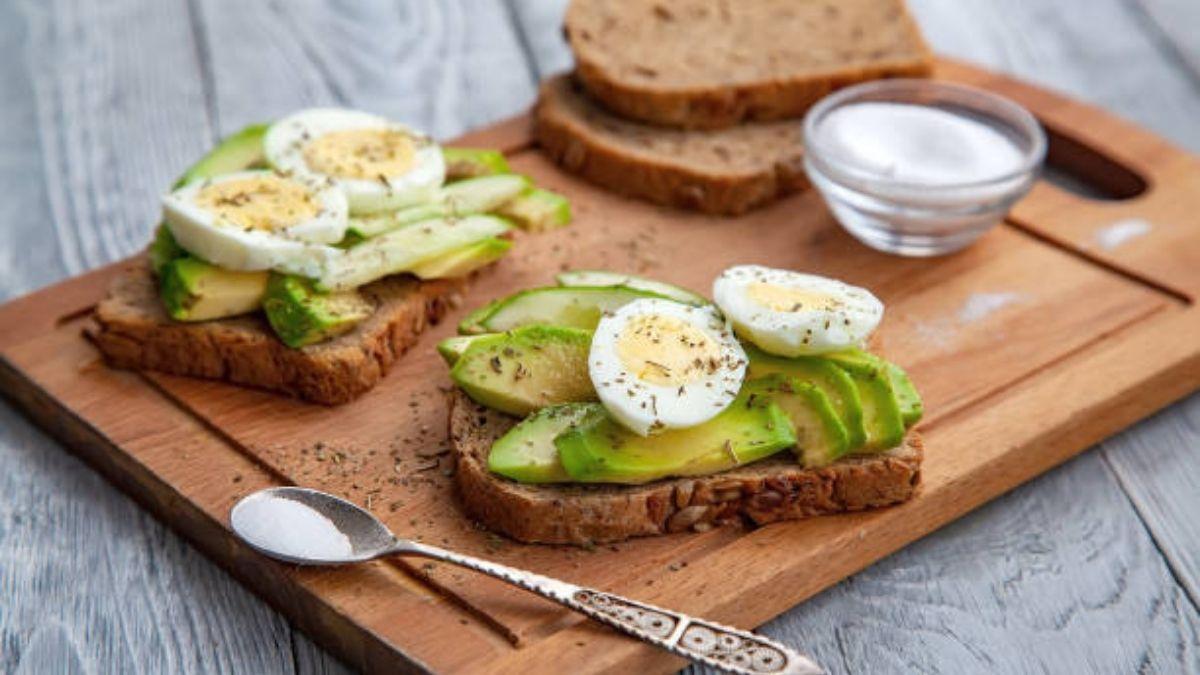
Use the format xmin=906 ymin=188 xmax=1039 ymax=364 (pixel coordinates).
xmin=1 ymin=1 xmax=1198 ymax=674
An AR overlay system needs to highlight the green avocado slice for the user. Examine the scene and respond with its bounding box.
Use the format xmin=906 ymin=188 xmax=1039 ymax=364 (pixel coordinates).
xmin=554 ymin=391 xmax=796 ymax=485
xmin=743 ymin=375 xmax=850 ymax=467
xmin=450 ymin=324 xmax=595 ymax=416
xmin=149 ymin=224 xmax=187 ymax=277
xmin=442 ymin=147 xmax=511 ymax=181
xmin=410 ymin=237 xmax=512 ymax=280
xmin=317 ymin=215 xmax=511 ymax=291
xmin=347 ymin=174 xmax=532 ymax=239
xmin=555 ymin=270 xmax=707 ymax=306
xmin=488 ymin=403 xmax=598 ymax=483
xmin=172 ymin=122 xmax=270 ymax=189
xmin=159 ymin=257 xmax=268 ymax=322
xmin=496 ymin=188 xmax=572 ymax=232
xmin=437 ymin=334 xmax=489 ymax=365
xmin=262 ymin=274 xmax=373 ymax=348
xmin=457 ymin=285 xmax=668 ymax=335
xmin=825 ymin=349 xmax=923 ymax=428
xmin=743 ymin=344 xmax=867 ymax=450
xmin=825 ymin=354 xmax=905 ymax=451
xmin=882 ymin=362 xmax=922 ymax=427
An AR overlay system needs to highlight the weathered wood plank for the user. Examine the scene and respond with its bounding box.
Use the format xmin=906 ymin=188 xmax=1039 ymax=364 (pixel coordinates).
xmin=1101 ymin=396 xmax=1200 ymax=608
xmin=1134 ymin=0 xmax=1200 ymax=87
xmin=196 ymin=0 xmax=539 ymax=140
xmin=0 ymin=4 xmax=68 ymax=299
xmin=506 ymin=0 xmax=574 ymax=78
xmin=13 ymin=0 xmax=219 ymax=273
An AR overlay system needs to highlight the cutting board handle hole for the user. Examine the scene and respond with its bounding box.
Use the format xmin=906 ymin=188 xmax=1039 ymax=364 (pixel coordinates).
xmin=1041 ymin=123 xmax=1148 ymax=201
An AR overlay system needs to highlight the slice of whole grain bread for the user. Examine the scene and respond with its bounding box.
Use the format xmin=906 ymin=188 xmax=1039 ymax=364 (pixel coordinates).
xmin=87 ymin=261 xmax=465 ymax=405
xmin=449 ymin=390 xmax=922 ymax=545
xmin=535 ymin=75 xmax=808 ymax=216
xmin=566 ymin=0 xmax=933 ymax=130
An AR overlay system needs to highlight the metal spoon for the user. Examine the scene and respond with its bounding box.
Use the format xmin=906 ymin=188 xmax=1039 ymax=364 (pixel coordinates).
xmin=231 ymin=487 xmax=823 ymax=674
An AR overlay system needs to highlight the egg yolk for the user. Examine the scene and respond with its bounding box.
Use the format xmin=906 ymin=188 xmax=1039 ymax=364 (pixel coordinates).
xmin=195 ymin=176 xmax=320 ymax=231
xmin=302 ymin=129 xmax=415 ymax=180
xmin=747 ymin=282 xmax=836 ymax=313
xmin=615 ymin=314 xmax=722 ymax=387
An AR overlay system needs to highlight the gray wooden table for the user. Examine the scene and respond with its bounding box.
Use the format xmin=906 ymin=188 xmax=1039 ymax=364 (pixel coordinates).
xmin=2 ymin=1 xmax=1198 ymax=673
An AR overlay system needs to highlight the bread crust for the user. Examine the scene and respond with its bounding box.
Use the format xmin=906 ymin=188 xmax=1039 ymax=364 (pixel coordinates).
xmin=565 ymin=0 xmax=934 ymax=130
xmin=534 ymin=76 xmax=808 ymax=216
xmin=449 ymin=390 xmax=922 ymax=545
xmin=87 ymin=262 xmax=465 ymax=405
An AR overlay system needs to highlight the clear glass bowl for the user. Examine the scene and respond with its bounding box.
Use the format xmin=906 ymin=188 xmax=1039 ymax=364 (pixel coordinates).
xmin=802 ymin=79 xmax=1047 ymax=257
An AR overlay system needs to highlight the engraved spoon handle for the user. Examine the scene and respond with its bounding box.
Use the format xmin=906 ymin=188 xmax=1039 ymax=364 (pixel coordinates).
xmin=393 ymin=539 xmax=823 ymax=674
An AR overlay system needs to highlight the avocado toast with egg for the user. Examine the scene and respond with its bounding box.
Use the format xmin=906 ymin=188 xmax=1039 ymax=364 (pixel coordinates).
xmin=89 ymin=109 xmax=570 ymax=404
xmin=442 ymin=267 xmax=923 ymax=545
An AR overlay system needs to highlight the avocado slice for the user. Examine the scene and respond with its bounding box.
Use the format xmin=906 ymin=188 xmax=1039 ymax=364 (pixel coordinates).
xmin=488 ymin=403 xmax=597 ymax=483
xmin=554 ymin=391 xmax=796 ymax=485
xmin=262 ymin=274 xmax=374 ymax=348
xmin=496 ymin=188 xmax=572 ymax=232
xmin=450 ymin=325 xmax=595 ymax=416
xmin=172 ymin=122 xmax=269 ymax=189
xmin=886 ymin=363 xmax=923 ymax=427
xmin=826 ymin=355 xmax=905 ymax=451
xmin=743 ymin=344 xmax=866 ymax=449
xmin=824 ymin=350 xmax=923 ymax=428
xmin=442 ymin=174 xmax=531 ymax=212
xmin=149 ymin=224 xmax=187 ymax=277
xmin=159 ymin=257 xmax=269 ymax=322
xmin=443 ymin=147 xmax=511 ymax=181
xmin=743 ymin=375 xmax=850 ymax=467
xmin=457 ymin=285 xmax=667 ymax=335
xmin=318 ymin=215 xmax=511 ymax=291
xmin=347 ymin=203 xmax=449 ymax=239
xmin=556 ymin=270 xmax=707 ymax=306
xmin=346 ymin=175 xmax=532 ymax=240
xmin=437 ymin=334 xmax=489 ymax=365
xmin=410 ymin=237 xmax=512 ymax=279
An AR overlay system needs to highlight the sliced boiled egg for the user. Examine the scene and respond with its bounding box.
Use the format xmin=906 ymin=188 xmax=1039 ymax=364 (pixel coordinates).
xmin=712 ymin=265 xmax=883 ymax=356
xmin=162 ymin=170 xmax=346 ymax=278
xmin=264 ymin=108 xmax=445 ymax=215
xmin=589 ymin=298 xmax=747 ymax=436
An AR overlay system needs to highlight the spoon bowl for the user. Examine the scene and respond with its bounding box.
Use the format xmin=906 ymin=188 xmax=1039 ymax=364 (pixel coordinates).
xmin=231 ymin=487 xmax=395 ymax=565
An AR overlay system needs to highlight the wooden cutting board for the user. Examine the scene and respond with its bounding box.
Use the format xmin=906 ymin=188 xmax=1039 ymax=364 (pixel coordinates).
xmin=2 ymin=58 xmax=1199 ymax=674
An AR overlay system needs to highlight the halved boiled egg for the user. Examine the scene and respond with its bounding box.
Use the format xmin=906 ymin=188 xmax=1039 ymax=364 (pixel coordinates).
xmin=162 ymin=170 xmax=346 ymax=278
xmin=712 ymin=265 xmax=883 ymax=357
xmin=589 ymin=298 xmax=747 ymax=436
xmin=264 ymin=108 xmax=445 ymax=215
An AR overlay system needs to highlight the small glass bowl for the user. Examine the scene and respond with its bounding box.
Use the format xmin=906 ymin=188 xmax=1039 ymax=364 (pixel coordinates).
xmin=802 ymin=79 xmax=1047 ymax=257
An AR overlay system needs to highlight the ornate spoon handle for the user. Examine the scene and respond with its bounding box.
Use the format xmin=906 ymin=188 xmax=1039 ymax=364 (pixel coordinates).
xmin=395 ymin=539 xmax=823 ymax=674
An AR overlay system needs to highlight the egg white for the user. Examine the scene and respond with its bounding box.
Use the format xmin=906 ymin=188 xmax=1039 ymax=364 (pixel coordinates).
xmin=161 ymin=170 xmax=346 ymax=278
xmin=263 ymin=107 xmax=445 ymax=215
xmin=712 ymin=265 xmax=883 ymax=357
xmin=589 ymin=298 xmax=747 ymax=437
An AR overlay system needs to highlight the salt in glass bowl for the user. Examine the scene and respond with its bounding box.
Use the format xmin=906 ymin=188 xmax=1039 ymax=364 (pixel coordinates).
xmin=802 ymin=79 xmax=1047 ymax=257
